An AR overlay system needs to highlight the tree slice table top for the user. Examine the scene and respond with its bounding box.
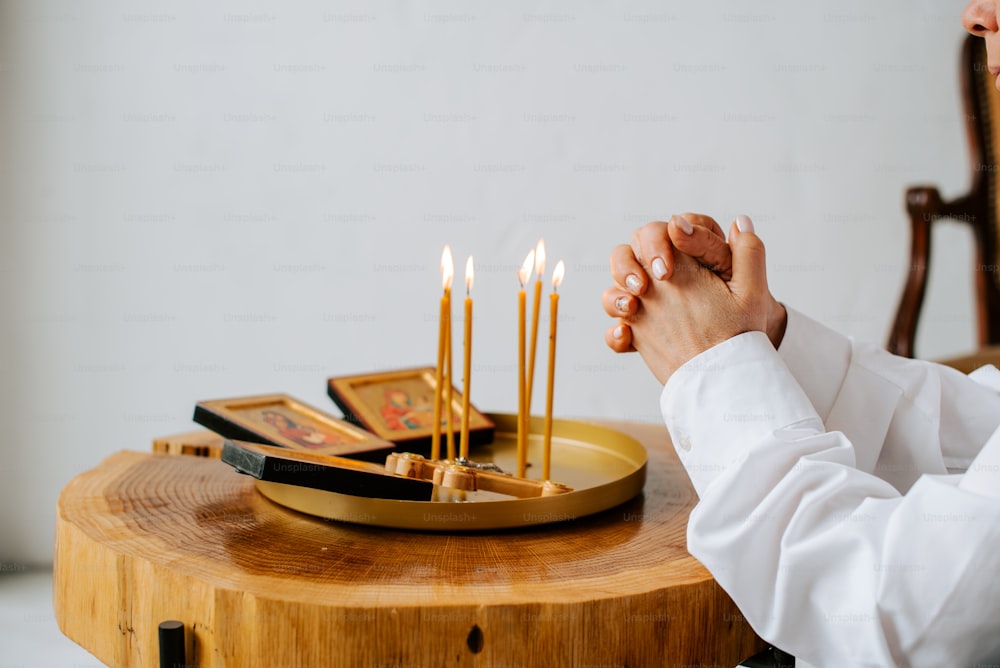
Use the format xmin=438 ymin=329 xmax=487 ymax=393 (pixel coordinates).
xmin=54 ymin=419 xmax=767 ymax=668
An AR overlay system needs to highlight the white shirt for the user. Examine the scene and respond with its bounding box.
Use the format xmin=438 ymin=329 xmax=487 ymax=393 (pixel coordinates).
xmin=660 ymin=308 xmax=1000 ymax=667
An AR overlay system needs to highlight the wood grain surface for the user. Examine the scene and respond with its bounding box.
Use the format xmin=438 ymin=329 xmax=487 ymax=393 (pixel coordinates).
xmin=54 ymin=420 xmax=766 ymax=667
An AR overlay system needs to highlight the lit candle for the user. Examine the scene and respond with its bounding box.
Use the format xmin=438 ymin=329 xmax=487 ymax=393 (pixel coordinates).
xmin=460 ymin=256 xmax=474 ymax=460
xmin=517 ymin=249 xmax=535 ymax=478
xmin=543 ymin=260 xmax=565 ymax=481
xmin=432 ymin=246 xmax=454 ymax=461
xmin=525 ymin=238 xmax=545 ymax=416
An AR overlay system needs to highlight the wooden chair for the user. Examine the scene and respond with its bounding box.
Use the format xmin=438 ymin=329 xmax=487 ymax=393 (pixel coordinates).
xmin=888 ymin=34 xmax=1000 ymax=373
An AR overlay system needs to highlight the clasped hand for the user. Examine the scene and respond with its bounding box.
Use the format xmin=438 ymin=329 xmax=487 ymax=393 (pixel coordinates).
xmin=602 ymin=213 xmax=787 ymax=385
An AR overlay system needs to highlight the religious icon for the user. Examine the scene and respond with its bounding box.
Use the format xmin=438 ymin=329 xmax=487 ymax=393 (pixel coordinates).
xmin=327 ymin=367 xmax=494 ymax=452
xmin=194 ymin=394 xmax=395 ymax=460
xmin=260 ymin=408 xmax=349 ymax=448
xmin=379 ymin=387 xmax=437 ymax=431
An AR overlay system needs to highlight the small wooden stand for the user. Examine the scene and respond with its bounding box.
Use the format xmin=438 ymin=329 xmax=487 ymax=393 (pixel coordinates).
xmin=54 ymin=419 xmax=766 ymax=667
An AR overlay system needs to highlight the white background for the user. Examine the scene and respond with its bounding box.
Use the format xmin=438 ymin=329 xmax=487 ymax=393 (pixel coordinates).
xmin=0 ymin=0 xmax=976 ymax=566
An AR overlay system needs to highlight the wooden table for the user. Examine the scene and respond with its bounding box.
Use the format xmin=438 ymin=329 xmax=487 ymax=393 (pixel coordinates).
xmin=54 ymin=420 xmax=767 ymax=667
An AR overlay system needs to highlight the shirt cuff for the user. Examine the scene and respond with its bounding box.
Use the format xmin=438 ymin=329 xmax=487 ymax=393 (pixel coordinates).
xmin=661 ymin=331 xmax=824 ymax=496
xmin=776 ymin=307 xmax=852 ymax=423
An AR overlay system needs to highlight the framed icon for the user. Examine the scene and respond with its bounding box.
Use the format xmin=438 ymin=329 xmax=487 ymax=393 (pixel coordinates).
xmin=327 ymin=366 xmax=494 ymax=451
xmin=194 ymin=393 xmax=395 ymax=461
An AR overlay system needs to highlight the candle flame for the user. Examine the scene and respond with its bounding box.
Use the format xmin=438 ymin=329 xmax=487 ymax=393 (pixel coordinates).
xmin=552 ymin=260 xmax=565 ymax=290
xmin=441 ymin=245 xmax=454 ymax=291
xmin=518 ymin=249 xmax=535 ymax=287
xmin=465 ymin=255 xmax=474 ymax=293
xmin=534 ymin=238 xmax=546 ymax=277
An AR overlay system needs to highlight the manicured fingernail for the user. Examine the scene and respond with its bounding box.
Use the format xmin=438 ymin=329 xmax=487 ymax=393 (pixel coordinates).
xmin=735 ymin=214 xmax=754 ymax=233
xmin=613 ymin=325 xmax=624 ymax=339
xmin=651 ymin=257 xmax=667 ymax=280
xmin=626 ymin=274 xmax=642 ymax=294
xmin=676 ymin=215 xmax=694 ymax=235
xmin=615 ymin=296 xmax=630 ymax=313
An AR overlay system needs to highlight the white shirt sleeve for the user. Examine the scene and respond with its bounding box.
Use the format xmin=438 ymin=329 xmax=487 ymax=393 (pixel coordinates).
xmin=661 ymin=331 xmax=1000 ymax=667
xmin=776 ymin=308 xmax=1000 ymax=491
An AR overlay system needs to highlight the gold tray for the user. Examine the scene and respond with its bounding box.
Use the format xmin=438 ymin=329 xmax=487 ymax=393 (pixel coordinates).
xmin=255 ymin=413 xmax=647 ymax=531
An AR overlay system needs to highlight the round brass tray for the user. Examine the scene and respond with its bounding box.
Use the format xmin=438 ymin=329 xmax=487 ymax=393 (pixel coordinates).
xmin=255 ymin=412 xmax=647 ymax=531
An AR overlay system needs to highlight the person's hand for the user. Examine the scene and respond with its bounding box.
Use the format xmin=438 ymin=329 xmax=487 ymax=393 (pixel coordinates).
xmin=602 ymin=214 xmax=732 ymax=353
xmin=631 ymin=213 xmax=734 ymax=282
xmin=610 ymin=213 xmax=732 ymax=292
xmin=603 ymin=215 xmax=787 ymax=383
xmin=622 ymin=216 xmax=778 ymax=384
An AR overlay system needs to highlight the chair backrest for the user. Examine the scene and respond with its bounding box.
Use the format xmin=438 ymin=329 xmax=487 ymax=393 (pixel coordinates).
xmin=887 ymin=34 xmax=1000 ymax=357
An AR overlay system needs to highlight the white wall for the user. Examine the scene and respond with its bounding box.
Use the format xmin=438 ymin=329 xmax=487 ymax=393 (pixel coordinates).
xmin=0 ymin=0 xmax=975 ymax=565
